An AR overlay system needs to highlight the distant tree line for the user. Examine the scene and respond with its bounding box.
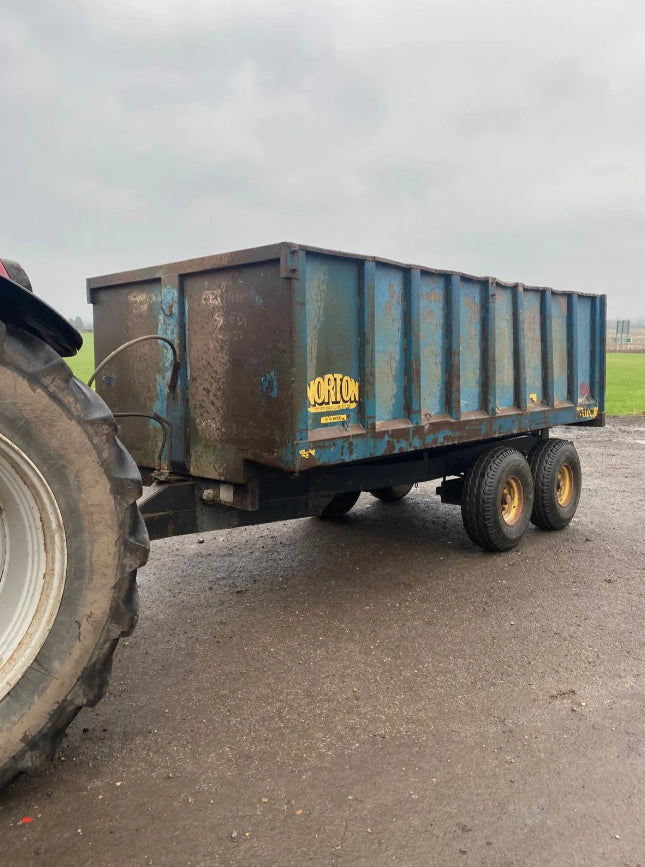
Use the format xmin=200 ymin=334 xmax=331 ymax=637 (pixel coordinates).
xmin=67 ymin=316 xmax=93 ymax=332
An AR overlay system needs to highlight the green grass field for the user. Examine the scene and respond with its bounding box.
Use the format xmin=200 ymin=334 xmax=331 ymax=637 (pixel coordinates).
xmin=68 ymin=332 xmax=95 ymax=384
xmin=67 ymin=335 xmax=645 ymax=415
xmin=605 ymin=353 xmax=645 ymax=416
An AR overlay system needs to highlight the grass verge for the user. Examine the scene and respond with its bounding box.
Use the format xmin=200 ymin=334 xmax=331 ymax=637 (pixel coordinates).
xmin=67 ymin=332 xmax=95 ymax=385
xmin=605 ymin=353 xmax=645 ymax=415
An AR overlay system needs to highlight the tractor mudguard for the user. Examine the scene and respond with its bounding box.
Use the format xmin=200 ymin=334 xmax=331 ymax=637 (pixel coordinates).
xmin=0 ymin=269 xmax=82 ymax=357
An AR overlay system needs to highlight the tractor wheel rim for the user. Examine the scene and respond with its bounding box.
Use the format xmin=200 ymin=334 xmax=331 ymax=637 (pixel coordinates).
xmin=501 ymin=476 xmax=524 ymax=526
xmin=0 ymin=433 xmax=67 ymax=702
xmin=556 ymin=463 xmax=574 ymax=507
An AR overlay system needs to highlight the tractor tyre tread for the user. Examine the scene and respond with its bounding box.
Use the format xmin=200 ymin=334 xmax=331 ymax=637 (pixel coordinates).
xmin=0 ymin=324 xmax=148 ymax=789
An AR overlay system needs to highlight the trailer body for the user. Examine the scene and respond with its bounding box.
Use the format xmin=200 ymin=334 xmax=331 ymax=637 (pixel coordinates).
xmin=88 ymin=242 xmax=605 ymax=497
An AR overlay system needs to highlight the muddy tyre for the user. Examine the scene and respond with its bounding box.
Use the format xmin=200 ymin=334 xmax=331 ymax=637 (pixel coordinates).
xmin=0 ymin=324 xmax=148 ymax=789
xmin=461 ymin=446 xmax=534 ymax=552
xmin=319 ymin=491 xmax=361 ymax=519
xmin=529 ymin=439 xmax=581 ymax=531
xmin=369 ymin=484 xmax=414 ymax=502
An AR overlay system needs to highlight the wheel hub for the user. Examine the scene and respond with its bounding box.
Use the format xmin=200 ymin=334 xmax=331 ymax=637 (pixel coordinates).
xmin=556 ymin=464 xmax=574 ymax=507
xmin=500 ymin=476 xmax=524 ymax=526
xmin=0 ymin=433 xmax=67 ymax=702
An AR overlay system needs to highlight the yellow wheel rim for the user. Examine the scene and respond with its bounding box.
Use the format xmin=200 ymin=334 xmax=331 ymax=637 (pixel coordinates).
xmin=501 ymin=476 xmax=524 ymax=526
xmin=556 ymin=463 xmax=574 ymax=507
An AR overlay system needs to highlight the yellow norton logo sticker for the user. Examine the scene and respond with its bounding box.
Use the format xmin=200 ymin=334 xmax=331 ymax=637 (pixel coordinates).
xmin=576 ymin=405 xmax=598 ymax=419
xmin=307 ymin=374 xmax=359 ymax=413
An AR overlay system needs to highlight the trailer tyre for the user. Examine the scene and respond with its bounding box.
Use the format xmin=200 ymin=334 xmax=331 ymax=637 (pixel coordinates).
xmin=319 ymin=491 xmax=361 ymax=519
xmin=529 ymin=439 xmax=581 ymax=531
xmin=0 ymin=324 xmax=148 ymax=789
xmin=369 ymin=484 xmax=414 ymax=502
xmin=461 ymin=446 xmax=534 ymax=552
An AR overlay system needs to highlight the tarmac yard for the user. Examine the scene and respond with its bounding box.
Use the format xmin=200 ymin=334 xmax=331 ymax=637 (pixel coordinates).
xmin=1 ymin=418 xmax=644 ymax=867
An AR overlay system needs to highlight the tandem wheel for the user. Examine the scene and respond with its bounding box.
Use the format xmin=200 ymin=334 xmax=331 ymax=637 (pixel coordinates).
xmin=369 ymin=484 xmax=414 ymax=503
xmin=319 ymin=490 xmax=361 ymax=519
xmin=529 ymin=439 xmax=581 ymax=531
xmin=461 ymin=446 xmax=534 ymax=552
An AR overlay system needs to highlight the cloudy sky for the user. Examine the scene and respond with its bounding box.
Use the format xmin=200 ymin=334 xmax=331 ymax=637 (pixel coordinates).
xmin=1 ymin=0 xmax=644 ymax=319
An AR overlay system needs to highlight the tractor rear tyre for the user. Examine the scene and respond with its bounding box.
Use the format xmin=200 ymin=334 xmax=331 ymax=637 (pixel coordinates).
xmin=0 ymin=324 xmax=148 ymax=789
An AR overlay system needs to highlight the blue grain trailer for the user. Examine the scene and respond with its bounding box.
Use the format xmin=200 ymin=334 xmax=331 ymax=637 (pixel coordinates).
xmin=88 ymin=242 xmax=605 ymax=552
xmin=0 ymin=243 xmax=605 ymax=788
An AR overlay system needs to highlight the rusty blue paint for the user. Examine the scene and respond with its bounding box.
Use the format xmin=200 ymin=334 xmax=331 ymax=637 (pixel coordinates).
xmin=494 ymin=285 xmax=514 ymax=411
xmin=261 ymin=371 xmax=279 ymax=399
xmin=542 ymin=290 xmax=555 ymax=407
xmin=552 ymin=293 xmax=568 ymax=403
xmin=375 ymin=265 xmax=405 ymax=421
xmin=483 ymin=279 xmax=496 ymax=416
xmin=151 ymin=285 xmax=177 ymax=420
xmin=448 ymin=274 xmax=461 ymax=421
xmin=286 ymin=404 xmax=584 ymax=472
xmin=512 ymin=285 xmax=527 ymax=411
xmin=89 ymin=242 xmax=606 ymax=482
xmin=577 ymin=295 xmax=592 ymax=400
xmin=459 ymin=279 xmax=482 ymax=413
xmin=360 ymin=260 xmax=377 ymax=431
xmin=154 ymin=281 xmax=189 ymax=471
xmin=405 ymin=268 xmax=422 ymax=425
xmin=418 ymin=272 xmax=447 ymax=417
xmin=567 ymin=293 xmax=579 ymax=404
xmin=591 ymin=294 xmax=605 ymax=404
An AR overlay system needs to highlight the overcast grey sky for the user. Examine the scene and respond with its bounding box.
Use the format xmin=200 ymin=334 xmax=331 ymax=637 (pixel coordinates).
xmin=1 ymin=0 xmax=644 ymax=319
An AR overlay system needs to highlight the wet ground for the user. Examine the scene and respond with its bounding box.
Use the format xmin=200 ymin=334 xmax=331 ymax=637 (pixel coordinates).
xmin=1 ymin=418 xmax=645 ymax=866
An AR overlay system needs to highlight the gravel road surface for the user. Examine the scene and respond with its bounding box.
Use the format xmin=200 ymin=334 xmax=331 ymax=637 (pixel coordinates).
xmin=1 ymin=418 xmax=644 ymax=867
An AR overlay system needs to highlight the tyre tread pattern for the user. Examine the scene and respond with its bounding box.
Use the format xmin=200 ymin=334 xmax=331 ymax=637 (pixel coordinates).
xmin=319 ymin=490 xmax=361 ymax=519
xmin=0 ymin=325 xmax=148 ymax=788
xmin=461 ymin=446 xmax=533 ymax=552
xmin=529 ymin=438 xmax=581 ymax=531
